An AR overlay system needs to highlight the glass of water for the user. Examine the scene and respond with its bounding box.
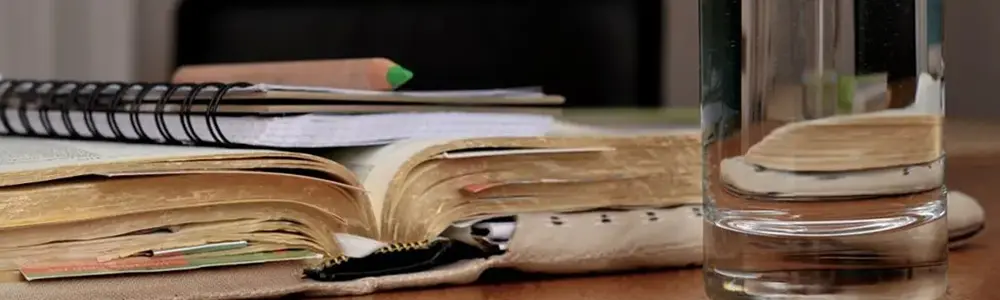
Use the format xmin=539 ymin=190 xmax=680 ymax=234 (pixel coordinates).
xmin=700 ymin=0 xmax=946 ymax=299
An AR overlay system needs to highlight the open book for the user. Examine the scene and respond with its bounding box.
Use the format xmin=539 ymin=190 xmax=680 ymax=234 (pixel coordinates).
xmin=0 ymin=128 xmax=700 ymax=281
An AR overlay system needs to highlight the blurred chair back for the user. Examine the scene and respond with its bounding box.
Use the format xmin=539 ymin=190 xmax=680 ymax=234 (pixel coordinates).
xmin=174 ymin=0 xmax=663 ymax=107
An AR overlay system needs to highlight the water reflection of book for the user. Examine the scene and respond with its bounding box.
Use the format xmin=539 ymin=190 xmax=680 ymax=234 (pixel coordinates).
xmin=744 ymin=111 xmax=942 ymax=172
xmin=745 ymin=73 xmax=944 ymax=173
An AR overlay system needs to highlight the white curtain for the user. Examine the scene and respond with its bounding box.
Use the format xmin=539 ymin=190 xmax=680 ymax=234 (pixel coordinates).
xmin=0 ymin=0 xmax=176 ymax=82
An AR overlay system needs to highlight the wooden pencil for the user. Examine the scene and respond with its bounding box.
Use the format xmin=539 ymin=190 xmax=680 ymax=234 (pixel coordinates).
xmin=171 ymin=57 xmax=413 ymax=91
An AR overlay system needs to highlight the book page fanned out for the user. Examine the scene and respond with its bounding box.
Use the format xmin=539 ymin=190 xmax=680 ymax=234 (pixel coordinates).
xmin=326 ymin=131 xmax=703 ymax=241
xmin=0 ymin=135 xmax=378 ymax=282
xmin=324 ymin=138 xmax=612 ymax=223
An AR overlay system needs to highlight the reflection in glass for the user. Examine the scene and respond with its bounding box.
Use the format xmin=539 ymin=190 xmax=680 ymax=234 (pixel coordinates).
xmin=701 ymin=0 xmax=946 ymax=299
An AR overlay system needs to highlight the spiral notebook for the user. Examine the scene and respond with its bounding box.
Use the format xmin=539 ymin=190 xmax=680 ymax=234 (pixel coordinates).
xmin=0 ymin=79 xmax=562 ymax=148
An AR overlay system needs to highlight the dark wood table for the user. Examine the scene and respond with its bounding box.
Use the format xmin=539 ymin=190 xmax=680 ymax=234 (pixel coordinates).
xmin=326 ymin=119 xmax=1000 ymax=300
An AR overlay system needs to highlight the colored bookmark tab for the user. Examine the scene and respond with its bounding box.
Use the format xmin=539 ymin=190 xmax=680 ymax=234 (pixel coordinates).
xmin=19 ymin=250 xmax=320 ymax=281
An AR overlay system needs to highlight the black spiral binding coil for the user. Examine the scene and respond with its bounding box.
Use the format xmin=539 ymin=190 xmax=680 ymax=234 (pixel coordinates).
xmin=0 ymin=79 xmax=253 ymax=146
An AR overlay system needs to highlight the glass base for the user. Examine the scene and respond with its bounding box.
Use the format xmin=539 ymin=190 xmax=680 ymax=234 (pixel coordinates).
xmin=703 ymin=265 xmax=947 ymax=300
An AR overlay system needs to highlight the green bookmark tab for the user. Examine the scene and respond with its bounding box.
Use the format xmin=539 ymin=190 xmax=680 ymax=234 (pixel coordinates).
xmin=386 ymin=65 xmax=414 ymax=89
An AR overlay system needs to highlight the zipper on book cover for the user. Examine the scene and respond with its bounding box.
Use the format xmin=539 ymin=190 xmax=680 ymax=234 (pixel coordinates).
xmin=303 ymin=238 xmax=499 ymax=282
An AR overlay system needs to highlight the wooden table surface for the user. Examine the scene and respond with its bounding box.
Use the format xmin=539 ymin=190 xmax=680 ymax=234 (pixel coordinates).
xmin=328 ymin=119 xmax=1000 ymax=300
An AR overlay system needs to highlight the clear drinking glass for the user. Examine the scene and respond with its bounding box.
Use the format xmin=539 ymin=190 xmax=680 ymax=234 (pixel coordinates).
xmin=700 ymin=0 xmax=946 ymax=299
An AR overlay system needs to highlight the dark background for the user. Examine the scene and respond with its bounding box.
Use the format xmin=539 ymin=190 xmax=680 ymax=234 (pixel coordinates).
xmin=666 ymin=0 xmax=997 ymax=119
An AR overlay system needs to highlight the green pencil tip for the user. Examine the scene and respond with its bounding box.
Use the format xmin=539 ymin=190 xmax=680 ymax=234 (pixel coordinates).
xmin=387 ymin=65 xmax=414 ymax=89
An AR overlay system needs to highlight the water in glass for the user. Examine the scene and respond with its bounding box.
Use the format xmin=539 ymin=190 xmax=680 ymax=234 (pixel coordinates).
xmin=700 ymin=0 xmax=947 ymax=299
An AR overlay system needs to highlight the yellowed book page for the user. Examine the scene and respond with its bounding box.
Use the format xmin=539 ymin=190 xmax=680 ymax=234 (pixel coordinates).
xmin=326 ymin=137 xmax=619 ymax=221
xmin=325 ymin=129 xmax=700 ymax=226
xmin=0 ymin=136 xmax=269 ymax=175
xmin=325 ymin=139 xmax=454 ymax=224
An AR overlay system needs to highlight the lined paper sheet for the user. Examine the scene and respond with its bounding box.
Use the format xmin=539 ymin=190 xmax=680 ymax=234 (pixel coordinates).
xmin=0 ymin=109 xmax=554 ymax=148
